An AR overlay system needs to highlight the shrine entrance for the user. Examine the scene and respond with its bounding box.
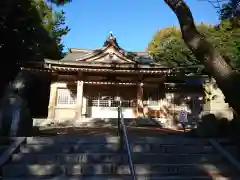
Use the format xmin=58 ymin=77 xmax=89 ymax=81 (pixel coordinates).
xmin=84 ymin=84 xmax=136 ymax=119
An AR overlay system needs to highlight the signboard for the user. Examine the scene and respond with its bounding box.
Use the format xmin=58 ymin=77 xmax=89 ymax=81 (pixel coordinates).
xmin=179 ymin=109 xmax=188 ymax=123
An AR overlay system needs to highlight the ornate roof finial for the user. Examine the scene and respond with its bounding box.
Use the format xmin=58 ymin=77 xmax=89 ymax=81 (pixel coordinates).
xmin=104 ymin=31 xmax=119 ymax=47
xmin=109 ymin=31 xmax=114 ymax=40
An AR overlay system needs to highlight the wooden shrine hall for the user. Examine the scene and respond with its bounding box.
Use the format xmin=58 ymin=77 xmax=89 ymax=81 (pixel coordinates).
xmin=20 ymin=33 xmax=233 ymax=128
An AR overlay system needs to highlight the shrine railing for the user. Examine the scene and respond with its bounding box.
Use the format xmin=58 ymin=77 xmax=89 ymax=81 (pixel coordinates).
xmin=117 ymin=106 xmax=136 ymax=180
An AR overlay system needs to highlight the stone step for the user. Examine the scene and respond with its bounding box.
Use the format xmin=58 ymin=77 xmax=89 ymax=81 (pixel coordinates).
xmin=19 ymin=143 xmax=232 ymax=154
xmin=11 ymin=153 xmax=226 ymax=164
xmin=2 ymin=175 xmax=239 ymax=180
xmin=216 ymin=139 xmax=235 ymax=146
xmin=0 ymin=137 xmax=12 ymax=145
xmin=2 ymin=163 xmax=237 ymax=177
xmin=26 ymin=136 xmax=213 ymax=145
xmin=0 ymin=145 xmax=9 ymax=154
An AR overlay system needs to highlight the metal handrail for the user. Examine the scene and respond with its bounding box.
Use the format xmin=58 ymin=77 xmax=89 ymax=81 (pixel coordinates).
xmin=117 ymin=106 xmax=137 ymax=180
xmin=0 ymin=137 xmax=26 ymax=167
xmin=208 ymin=139 xmax=240 ymax=172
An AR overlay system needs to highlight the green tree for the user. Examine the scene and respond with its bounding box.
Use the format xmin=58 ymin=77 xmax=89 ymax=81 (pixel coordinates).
xmin=35 ymin=0 xmax=70 ymax=56
xmin=148 ymin=21 xmax=240 ymax=68
xmin=220 ymin=1 xmax=239 ymax=17
xmin=147 ymin=26 xmax=196 ymax=66
xmin=0 ymin=0 xmax=69 ymax=96
xmin=200 ymin=0 xmax=239 ymax=25
xmin=214 ymin=20 xmax=240 ymax=67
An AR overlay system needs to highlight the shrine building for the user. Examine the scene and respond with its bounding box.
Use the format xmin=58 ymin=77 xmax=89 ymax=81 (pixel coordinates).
xmin=20 ymin=33 xmax=233 ymax=128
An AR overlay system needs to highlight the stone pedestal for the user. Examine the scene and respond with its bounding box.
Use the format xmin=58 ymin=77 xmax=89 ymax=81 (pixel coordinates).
xmin=203 ymin=102 xmax=233 ymax=120
xmin=203 ymin=78 xmax=233 ymax=120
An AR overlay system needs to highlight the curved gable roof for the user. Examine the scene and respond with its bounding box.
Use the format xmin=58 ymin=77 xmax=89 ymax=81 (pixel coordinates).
xmin=60 ymin=33 xmax=154 ymax=64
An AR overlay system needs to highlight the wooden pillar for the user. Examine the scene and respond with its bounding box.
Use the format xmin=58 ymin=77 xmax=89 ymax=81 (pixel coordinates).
xmin=75 ymin=73 xmax=84 ymax=120
xmin=136 ymin=82 xmax=144 ymax=117
xmin=47 ymin=74 xmax=58 ymax=121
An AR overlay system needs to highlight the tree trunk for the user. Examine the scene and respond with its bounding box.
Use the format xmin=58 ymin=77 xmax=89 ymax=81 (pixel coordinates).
xmin=164 ymin=0 xmax=240 ymax=115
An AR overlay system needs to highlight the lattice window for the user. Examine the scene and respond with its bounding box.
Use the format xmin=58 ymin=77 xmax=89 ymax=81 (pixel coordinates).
xmin=99 ymin=100 xmax=109 ymax=107
xmin=87 ymin=96 xmax=132 ymax=107
xmin=121 ymin=100 xmax=132 ymax=107
xmin=88 ymin=96 xmax=98 ymax=106
xmin=111 ymin=100 xmax=121 ymax=107
xmin=90 ymin=100 xmax=98 ymax=107
xmin=57 ymin=88 xmax=76 ymax=105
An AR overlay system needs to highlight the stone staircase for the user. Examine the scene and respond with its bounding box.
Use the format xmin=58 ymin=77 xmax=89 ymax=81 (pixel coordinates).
xmin=0 ymin=135 xmax=239 ymax=179
xmin=0 ymin=138 xmax=13 ymax=157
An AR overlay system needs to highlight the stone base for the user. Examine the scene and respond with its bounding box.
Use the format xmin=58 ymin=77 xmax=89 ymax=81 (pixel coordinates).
xmin=33 ymin=117 xmax=194 ymax=130
xmin=33 ymin=118 xmax=55 ymax=127
xmin=33 ymin=117 xmax=175 ymax=129
xmin=203 ymin=102 xmax=233 ymax=120
xmin=33 ymin=118 xmax=119 ymax=128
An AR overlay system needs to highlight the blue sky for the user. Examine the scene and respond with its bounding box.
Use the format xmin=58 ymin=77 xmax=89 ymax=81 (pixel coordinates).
xmin=56 ymin=0 xmax=219 ymax=51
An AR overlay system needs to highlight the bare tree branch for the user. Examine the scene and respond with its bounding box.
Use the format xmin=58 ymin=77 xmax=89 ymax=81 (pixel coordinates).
xmin=198 ymin=0 xmax=229 ymax=10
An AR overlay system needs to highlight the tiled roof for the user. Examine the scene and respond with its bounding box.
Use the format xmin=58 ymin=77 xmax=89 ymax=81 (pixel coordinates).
xmin=61 ymin=51 xmax=91 ymax=61
xmin=60 ymin=33 xmax=153 ymax=64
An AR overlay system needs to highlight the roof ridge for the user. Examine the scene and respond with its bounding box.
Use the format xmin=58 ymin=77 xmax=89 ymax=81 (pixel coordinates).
xmin=69 ymin=48 xmax=93 ymax=53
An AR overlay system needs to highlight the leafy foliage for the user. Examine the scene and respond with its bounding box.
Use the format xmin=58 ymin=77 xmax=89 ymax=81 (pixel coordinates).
xmin=0 ymin=0 xmax=69 ymax=61
xmin=147 ymin=26 xmax=196 ymax=66
xmin=219 ymin=0 xmax=240 ymax=19
xmin=147 ymin=22 xmax=240 ymax=67
xmin=48 ymin=0 xmax=72 ymax=6
xmin=0 ymin=0 xmax=69 ymax=96
xmin=34 ymin=0 xmax=70 ymax=56
xmin=219 ymin=0 xmax=240 ymax=27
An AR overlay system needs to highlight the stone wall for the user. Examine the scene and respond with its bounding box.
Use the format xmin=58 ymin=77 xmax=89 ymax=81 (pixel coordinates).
xmin=54 ymin=108 xmax=76 ymax=123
